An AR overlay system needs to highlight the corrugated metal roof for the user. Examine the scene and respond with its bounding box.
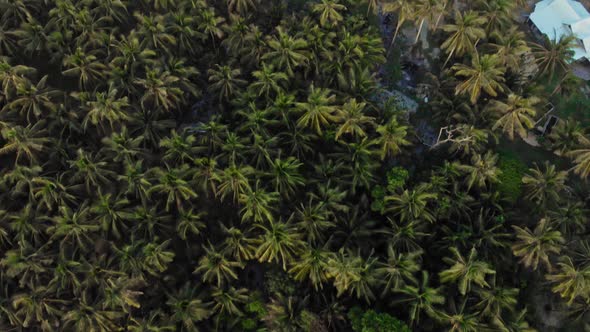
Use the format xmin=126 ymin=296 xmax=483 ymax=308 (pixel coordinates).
xmin=530 ymin=0 xmax=590 ymax=60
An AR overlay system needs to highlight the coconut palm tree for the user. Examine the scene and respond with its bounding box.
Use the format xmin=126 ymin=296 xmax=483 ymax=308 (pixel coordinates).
xmin=227 ymin=0 xmax=256 ymax=14
xmin=289 ymin=244 xmax=331 ymax=290
xmin=488 ymin=27 xmax=530 ymax=73
xmin=166 ymin=284 xmax=212 ymax=331
xmin=522 ymin=162 xmax=569 ymax=207
xmin=312 ymin=0 xmax=346 ymax=27
xmin=262 ymin=27 xmax=309 ymax=76
xmin=327 ymin=249 xmax=377 ymax=303
xmin=220 ymin=225 xmax=257 ymax=261
xmin=249 ymin=63 xmax=288 ymax=99
xmin=458 ymin=151 xmax=500 ymax=190
xmin=295 ymin=85 xmax=339 ymax=135
xmin=441 ymin=10 xmax=487 ymax=63
xmin=376 ymin=247 xmax=421 ymax=297
xmin=530 ymin=34 xmax=576 ymax=80
xmin=385 ymin=184 xmax=437 ymax=223
xmin=452 ymin=53 xmax=506 ymax=104
xmin=207 ymin=64 xmax=247 ymax=102
xmin=3 ymin=75 xmax=60 ymax=122
xmin=545 ymin=256 xmax=590 ymax=305
xmin=255 ymin=219 xmax=304 ymax=270
xmin=439 ymin=247 xmax=495 ymax=295
xmin=268 ymin=156 xmax=305 ymax=198
xmin=148 ymin=165 xmax=197 ymax=212
xmin=487 ymin=94 xmax=538 ymax=140
xmin=335 ymin=98 xmax=374 ymax=141
xmin=567 ymin=134 xmax=590 ymax=179
xmin=398 ymin=271 xmax=445 ymax=325
xmin=477 ymin=0 xmax=516 ymax=33
xmin=0 ymin=121 xmax=49 ymax=165
xmin=194 ymin=244 xmax=243 ymax=287
xmin=512 ymin=218 xmax=565 ymax=271
xmin=62 ymin=47 xmax=107 ymax=89
xmin=375 ymin=116 xmax=411 ymax=160
xmin=549 ymin=118 xmax=585 ymax=155
xmin=239 ymin=181 xmax=278 ymax=224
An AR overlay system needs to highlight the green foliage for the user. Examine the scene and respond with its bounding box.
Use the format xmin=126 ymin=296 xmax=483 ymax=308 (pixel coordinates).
xmin=264 ymin=269 xmax=296 ymax=296
xmin=497 ymin=151 xmax=527 ymax=204
xmin=348 ymin=307 xmax=411 ymax=332
xmin=386 ymin=167 xmax=409 ymax=193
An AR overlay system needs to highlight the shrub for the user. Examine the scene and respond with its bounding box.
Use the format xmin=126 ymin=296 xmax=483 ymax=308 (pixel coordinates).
xmin=348 ymin=307 xmax=412 ymax=332
xmin=497 ymin=152 xmax=527 ymax=204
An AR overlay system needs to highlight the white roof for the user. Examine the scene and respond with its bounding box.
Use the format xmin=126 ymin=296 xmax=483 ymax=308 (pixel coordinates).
xmin=530 ymin=0 xmax=590 ymax=60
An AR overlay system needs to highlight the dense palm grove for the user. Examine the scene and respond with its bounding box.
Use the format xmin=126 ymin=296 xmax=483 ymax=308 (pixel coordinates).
xmin=1 ymin=0 xmax=590 ymax=331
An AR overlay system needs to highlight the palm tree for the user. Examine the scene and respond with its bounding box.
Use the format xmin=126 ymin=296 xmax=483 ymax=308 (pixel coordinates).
xmin=268 ymin=156 xmax=305 ymax=198
xmin=134 ymin=68 xmax=183 ymax=111
xmin=211 ymin=286 xmax=248 ymax=319
xmin=439 ymin=247 xmax=495 ymax=295
xmin=61 ymin=293 xmax=123 ymax=332
xmin=312 ymin=0 xmax=346 ymax=27
xmin=239 ymin=181 xmax=278 ymax=224
xmin=512 ymin=218 xmax=565 ymax=271
xmin=295 ymin=85 xmax=339 ymax=135
xmin=291 ymin=200 xmax=334 ymax=245
xmin=385 ymin=184 xmax=437 ymax=223
xmin=326 ymin=249 xmax=377 ymax=303
xmin=436 ymin=300 xmax=488 ymax=332
xmin=289 ymin=244 xmax=331 ymax=290
xmin=47 ymin=204 xmax=100 ymax=252
xmin=217 ymin=164 xmax=253 ymax=203
xmin=220 ymin=225 xmax=257 ymax=261
xmin=249 ymin=63 xmax=288 ymax=98
xmin=62 ymin=47 xmax=107 ymax=89
xmin=376 ymin=247 xmax=421 ymax=297
xmin=166 ymin=284 xmax=212 ymax=331
xmin=255 ymin=219 xmax=304 ymax=270
xmin=522 ymin=162 xmax=569 ymax=207
xmin=0 ymin=59 xmax=36 ymax=98
xmin=477 ymin=0 xmax=516 ymax=33
xmin=549 ymin=201 xmax=588 ymax=235
xmin=375 ymin=116 xmax=411 ymax=160
xmin=335 ymin=98 xmax=374 ymax=141
xmin=458 ymin=152 xmax=500 ymax=190
xmin=148 ymin=165 xmax=197 ymax=211
xmin=198 ymin=7 xmax=226 ymax=47
xmin=82 ymin=84 xmax=130 ymax=132
xmin=398 ymin=271 xmax=445 ymax=325
xmin=159 ymin=130 xmax=198 ymax=164
xmin=91 ymin=191 xmax=129 ymax=239
xmin=567 ymin=134 xmax=590 ymax=179
xmin=487 ymin=94 xmax=538 ymax=140
xmin=227 ymin=0 xmax=256 ymax=14
xmin=545 ymin=256 xmax=590 ymax=305
xmin=452 ymin=53 xmax=506 ymax=104
xmin=475 ymin=278 xmax=518 ymax=319
xmin=549 ymin=119 xmax=585 ymax=155
xmin=207 ymin=64 xmax=247 ymax=102
xmin=3 ymin=75 xmax=60 ymax=122
xmin=413 ymin=0 xmax=448 ymax=43
xmin=176 ymin=208 xmax=206 ymax=240
xmin=0 ymin=122 xmax=49 ymax=165
xmin=194 ymin=244 xmax=243 ymax=287
xmin=262 ymin=27 xmax=309 ymax=76
xmin=530 ymin=34 xmax=576 ymax=79
xmin=489 ymin=27 xmax=530 ymax=73
xmin=441 ymin=10 xmax=487 ymax=63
